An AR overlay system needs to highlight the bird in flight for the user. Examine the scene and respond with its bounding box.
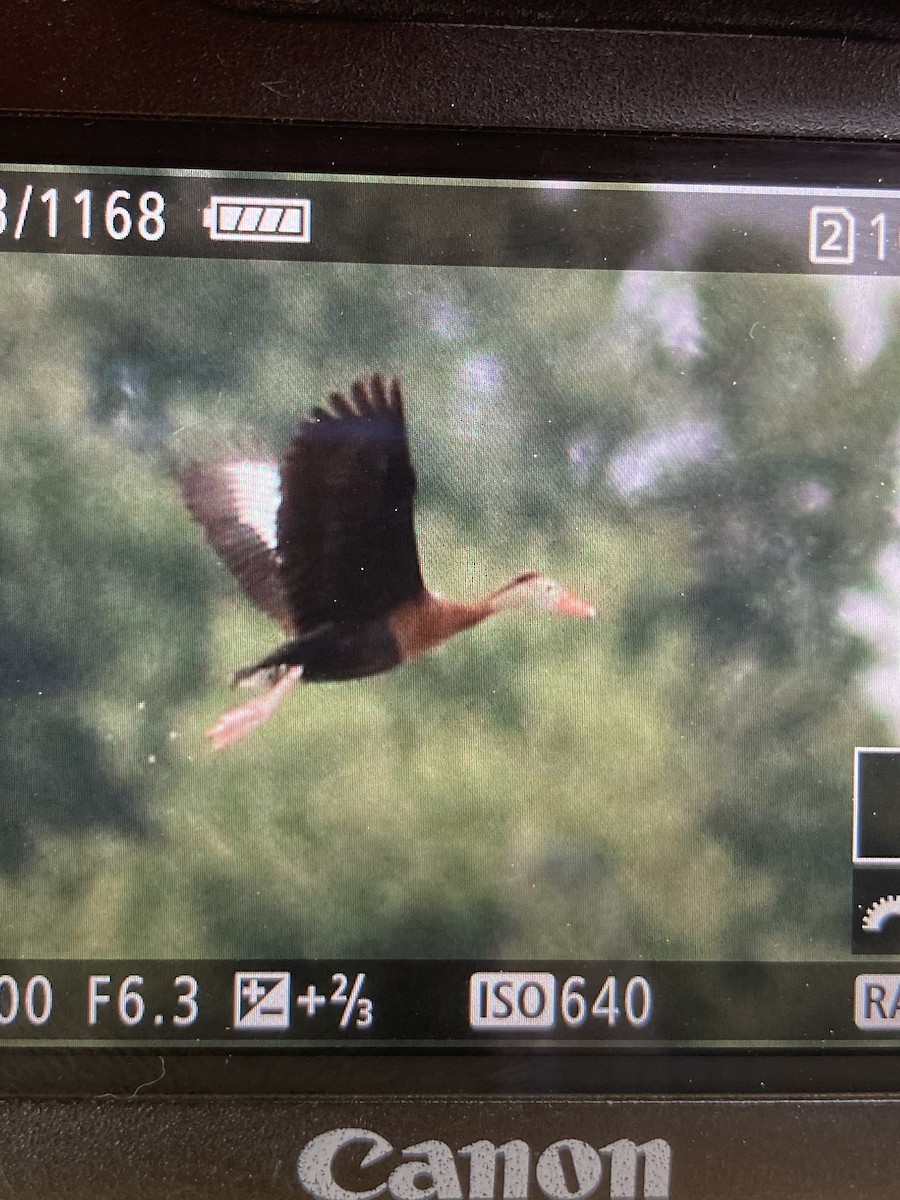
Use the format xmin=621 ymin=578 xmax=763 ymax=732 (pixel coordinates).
xmin=179 ymin=374 xmax=595 ymax=748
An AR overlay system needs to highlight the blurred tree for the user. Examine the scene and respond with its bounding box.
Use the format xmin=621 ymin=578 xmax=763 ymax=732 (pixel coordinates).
xmin=0 ymin=195 xmax=896 ymax=969
xmin=620 ymin=265 xmax=898 ymax=957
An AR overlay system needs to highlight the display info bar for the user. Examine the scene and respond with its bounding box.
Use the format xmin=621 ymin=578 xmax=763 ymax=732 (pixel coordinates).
xmin=0 ymin=962 xmax=896 ymax=1046
xmin=4 ymin=169 xmax=900 ymax=273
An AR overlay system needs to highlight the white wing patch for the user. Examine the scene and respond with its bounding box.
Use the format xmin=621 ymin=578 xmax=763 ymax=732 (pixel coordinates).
xmin=223 ymin=460 xmax=281 ymax=550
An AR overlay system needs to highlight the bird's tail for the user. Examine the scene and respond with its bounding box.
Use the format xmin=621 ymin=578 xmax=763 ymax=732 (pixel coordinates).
xmin=206 ymin=666 xmax=303 ymax=750
xmin=233 ymin=663 xmax=283 ymax=689
xmin=232 ymin=647 xmax=304 ymax=689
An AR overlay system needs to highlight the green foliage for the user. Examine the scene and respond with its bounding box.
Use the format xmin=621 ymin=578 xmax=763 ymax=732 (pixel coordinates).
xmin=0 ymin=241 xmax=895 ymax=963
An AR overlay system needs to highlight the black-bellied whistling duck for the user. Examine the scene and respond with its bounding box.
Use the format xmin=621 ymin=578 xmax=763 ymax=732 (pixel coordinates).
xmin=179 ymin=374 xmax=595 ymax=749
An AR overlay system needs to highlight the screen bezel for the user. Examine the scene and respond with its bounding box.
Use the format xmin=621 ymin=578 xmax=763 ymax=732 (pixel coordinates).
xmin=1 ymin=112 xmax=900 ymax=1095
xmin=6 ymin=114 xmax=900 ymax=186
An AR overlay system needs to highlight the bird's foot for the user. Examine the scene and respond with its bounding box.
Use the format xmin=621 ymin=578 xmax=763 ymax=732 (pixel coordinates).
xmin=206 ymin=700 xmax=271 ymax=749
xmin=207 ymin=665 xmax=303 ymax=749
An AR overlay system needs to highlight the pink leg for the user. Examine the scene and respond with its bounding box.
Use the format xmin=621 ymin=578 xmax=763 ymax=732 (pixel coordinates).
xmin=206 ymin=666 xmax=303 ymax=750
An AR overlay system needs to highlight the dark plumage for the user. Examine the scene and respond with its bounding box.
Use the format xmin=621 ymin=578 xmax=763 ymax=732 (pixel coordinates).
xmin=279 ymin=375 xmax=425 ymax=633
xmin=179 ymin=372 xmax=594 ymax=748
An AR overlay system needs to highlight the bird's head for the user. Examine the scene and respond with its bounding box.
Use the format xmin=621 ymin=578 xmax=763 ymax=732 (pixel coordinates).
xmin=491 ymin=571 xmax=596 ymax=618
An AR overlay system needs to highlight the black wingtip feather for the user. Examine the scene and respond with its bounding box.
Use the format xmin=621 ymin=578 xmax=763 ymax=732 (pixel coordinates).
xmin=313 ymin=375 xmax=405 ymax=425
xmin=389 ymin=376 xmax=404 ymax=419
xmin=350 ymin=378 xmax=369 ymax=414
xmin=328 ymin=391 xmax=356 ymax=419
xmin=370 ymin=373 xmax=390 ymax=414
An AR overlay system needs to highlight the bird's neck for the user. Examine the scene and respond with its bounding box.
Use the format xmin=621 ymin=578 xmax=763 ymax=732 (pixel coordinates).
xmin=482 ymin=579 xmax=527 ymax=615
xmin=428 ymin=594 xmax=494 ymax=641
xmin=441 ymin=580 xmax=529 ymax=625
xmin=390 ymin=592 xmax=493 ymax=660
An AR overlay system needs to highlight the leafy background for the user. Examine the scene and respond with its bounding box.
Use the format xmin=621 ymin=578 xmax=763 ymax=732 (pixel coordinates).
xmin=1 ymin=214 xmax=898 ymax=960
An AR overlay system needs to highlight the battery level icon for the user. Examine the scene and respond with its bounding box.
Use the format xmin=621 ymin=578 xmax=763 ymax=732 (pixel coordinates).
xmin=202 ymin=195 xmax=312 ymax=243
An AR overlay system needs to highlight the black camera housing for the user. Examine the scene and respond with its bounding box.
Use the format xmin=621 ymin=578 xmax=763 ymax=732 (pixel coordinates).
xmin=4 ymin=1 xmax=900 ymax=1195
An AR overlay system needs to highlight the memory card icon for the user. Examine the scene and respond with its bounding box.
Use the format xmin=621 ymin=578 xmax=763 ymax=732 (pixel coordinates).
xmin=808 ymin=206 xmax=856 ymax=265
xmin=203 ymin=196 xmax=311 ymax=243
xmin=233 ymin=971 xmax=292 ymax=1029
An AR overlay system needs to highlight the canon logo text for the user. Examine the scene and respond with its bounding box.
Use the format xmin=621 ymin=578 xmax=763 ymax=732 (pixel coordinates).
xmin=297 ymin=1127 xmax=672 ymax=1200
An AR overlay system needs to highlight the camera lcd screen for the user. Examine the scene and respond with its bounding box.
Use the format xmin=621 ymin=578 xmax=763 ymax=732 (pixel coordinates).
xmin=1 ymin=143 xmax=900 ymax=1055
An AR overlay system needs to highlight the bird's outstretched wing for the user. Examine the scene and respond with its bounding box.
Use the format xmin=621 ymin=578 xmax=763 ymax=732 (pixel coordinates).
xmin=278 ymin=374 xmax=426 ymax=629
xmin=178 ymin=459 xmax=294 ymax=631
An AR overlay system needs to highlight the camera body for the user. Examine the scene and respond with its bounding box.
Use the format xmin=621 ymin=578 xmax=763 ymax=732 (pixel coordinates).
xmin=4 ymin=2 xmax=900 ymax=1196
